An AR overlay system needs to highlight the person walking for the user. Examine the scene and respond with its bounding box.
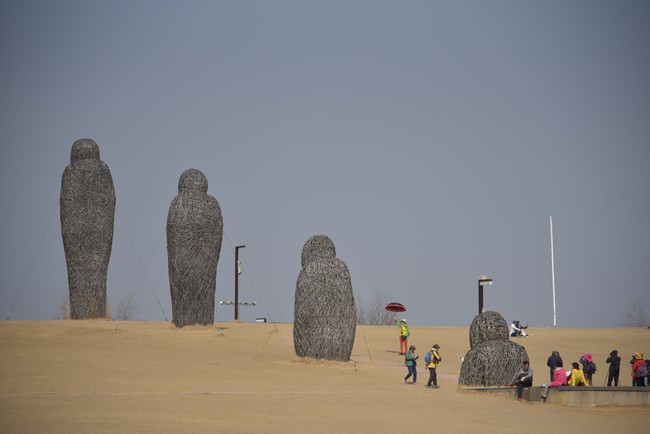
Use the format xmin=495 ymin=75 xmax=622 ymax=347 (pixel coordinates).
xmin=546 ymin=350 xmax=563 ymax=382
xmin=402 ymin=345 xmax=418 ymax=384
xmin=605 ymin=350 xmax=621 ymax=387
xmin=579 ymin=353 xmax=596 ymax=386
xmin=425 ymin=344 xmax=442 ymax=388
xmin=395 ymin=318 xmax=410 ymax=355
xmin=510 ymin=360 xmax=534 ymax=401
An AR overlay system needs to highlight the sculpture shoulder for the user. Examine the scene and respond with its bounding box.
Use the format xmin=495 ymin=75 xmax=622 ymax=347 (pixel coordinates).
xmin=300 ymin=257 xmax=350 ymax=278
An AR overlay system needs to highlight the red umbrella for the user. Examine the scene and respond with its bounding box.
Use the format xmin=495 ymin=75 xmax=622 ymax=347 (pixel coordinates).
xmin=385 ymin=302 xmax=406 ymax=313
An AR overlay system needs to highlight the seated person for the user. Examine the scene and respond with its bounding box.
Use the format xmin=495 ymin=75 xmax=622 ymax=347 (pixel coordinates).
xmin=510 ymin=360 xmax=534 ymax=400
xmin=567 ymin=362 xmax=588 ymax=386
xmin=541 ymin=361 xmax=567 ymax=401
xmin=510 ymin=320 xmax=527 ymax=337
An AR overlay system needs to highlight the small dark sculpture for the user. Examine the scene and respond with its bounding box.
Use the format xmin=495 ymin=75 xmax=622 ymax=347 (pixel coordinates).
xmin=60 ymin=139 xmax=116 ymax=319
xmin=458 ymin=311 xmax=528 ymax=386
xmin=294 ymin=235 xmax=356 ymax=361
xmin=166 ymin=169 xmax=223 ymax=327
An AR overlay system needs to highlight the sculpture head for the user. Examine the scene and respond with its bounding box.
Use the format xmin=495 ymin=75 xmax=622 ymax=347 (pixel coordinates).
xmin=178 ymin=168 xmax=208 ymax=194
xmin=70 ymin=138 xmax=100 ymax=162
xmin=301 ymin=235 xmax=336 ymax=267
xmin=469 ymin=311 xmax=508 ymax=348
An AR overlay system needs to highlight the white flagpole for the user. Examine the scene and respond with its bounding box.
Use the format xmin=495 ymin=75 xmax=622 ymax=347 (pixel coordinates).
xmin=550 ymin=216 xmax=557 ymax=327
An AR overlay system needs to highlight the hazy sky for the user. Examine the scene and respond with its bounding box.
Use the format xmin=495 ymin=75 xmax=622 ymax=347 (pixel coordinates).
xmin=1 ymin=1 xmax=648 ymax=327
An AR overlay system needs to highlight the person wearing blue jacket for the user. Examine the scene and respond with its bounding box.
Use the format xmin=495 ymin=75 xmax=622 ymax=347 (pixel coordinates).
xmin=546 ymin=350 xmax=563 ymax=382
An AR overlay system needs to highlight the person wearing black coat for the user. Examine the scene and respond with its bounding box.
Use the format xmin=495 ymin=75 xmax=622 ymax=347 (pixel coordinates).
xmin=546 ymin=350 xmax=563 ymax=382
xmin=606 ymin=349 xmax=621 ymax=386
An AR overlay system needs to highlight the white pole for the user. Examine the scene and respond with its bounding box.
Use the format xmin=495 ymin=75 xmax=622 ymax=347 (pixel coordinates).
xmin=550 ymin=216 xmax=557 ymax=327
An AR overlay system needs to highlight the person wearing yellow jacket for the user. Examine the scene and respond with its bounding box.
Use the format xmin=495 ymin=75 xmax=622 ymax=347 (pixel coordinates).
xmin=426 ymin=344 xmax=442 ymax=388
xmin=395 ymin=318 xmax=410 ymax=355
xmin=567 ymin=362 xmax=589 ymax=386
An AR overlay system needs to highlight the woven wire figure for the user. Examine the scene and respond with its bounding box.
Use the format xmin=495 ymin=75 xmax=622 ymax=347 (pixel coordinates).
xmin=167 ymin=169 xmax=223 ymax=327
xmin=458 ymin=311 xmax=529 ymax=386
xmin=60 ymin=139 xmax=115 ymax=319
xmin=468 ymin=310 xmax=509 ymax=349
xmin=294 ymin=235 xmax=356 ymax=361
xmin=300 ymin=234 xmax=336 ymax=267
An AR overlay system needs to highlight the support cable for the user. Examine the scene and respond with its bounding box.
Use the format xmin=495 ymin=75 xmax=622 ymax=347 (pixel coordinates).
xmin=115 ymin=212 xmax=169 ymax=325
xmin=6 ymin=200 xmax=59 ymax=320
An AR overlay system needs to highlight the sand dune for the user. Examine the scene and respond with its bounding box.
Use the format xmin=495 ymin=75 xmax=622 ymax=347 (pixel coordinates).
xmin=1 ymin=320 xmax=649 ymax=433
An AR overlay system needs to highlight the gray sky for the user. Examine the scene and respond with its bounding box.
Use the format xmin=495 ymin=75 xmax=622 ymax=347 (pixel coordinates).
xmin=1 ymin=0 xmax=648 ymax=327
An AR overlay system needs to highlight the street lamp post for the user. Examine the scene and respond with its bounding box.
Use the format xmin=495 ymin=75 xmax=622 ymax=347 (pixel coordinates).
xmin=478 ymin=275 xmax=493 ymax=314
xmin=235 ymin=245 xmax=245 ymax=321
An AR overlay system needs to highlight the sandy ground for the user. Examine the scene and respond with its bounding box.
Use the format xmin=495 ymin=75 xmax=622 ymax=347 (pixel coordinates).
xmin=1 ymin=320 xmax=649 ymax=433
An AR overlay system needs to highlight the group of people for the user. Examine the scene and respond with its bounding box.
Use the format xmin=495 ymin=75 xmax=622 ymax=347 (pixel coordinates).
xmin=396 ymin=318 xmax=442 ymax=389
xmin=395 ymin=317 xmax=649 ymax=397
xmin=509 ymin=320 xmax=528 ymax=338
xmin=523 ymin=349 xmax=650 ymax=402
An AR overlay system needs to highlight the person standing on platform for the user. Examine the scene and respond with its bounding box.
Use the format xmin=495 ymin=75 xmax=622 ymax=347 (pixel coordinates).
xmin=605 ymin=350 xmax=621 ymax=386
xmin=546 ymin=350 xmax=563 ymax=382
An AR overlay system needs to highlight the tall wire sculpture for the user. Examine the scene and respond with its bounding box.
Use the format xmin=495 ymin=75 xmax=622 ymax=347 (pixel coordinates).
xmin=60 ymin=139 xmax=115 ymax=319
xmin=458 ymin=311 xmax=528 ymax=386
xmin=294 ymin=235 xmax=356 ymax=361
xmin=166 ymin=169 xmax=223 ymax=327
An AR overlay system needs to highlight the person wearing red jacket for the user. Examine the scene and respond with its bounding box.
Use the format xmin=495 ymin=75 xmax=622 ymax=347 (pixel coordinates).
xmin=541 ymin=360 xmax=567 ymax=401
xmin=631 ymin=353 xmax=647 ymax=387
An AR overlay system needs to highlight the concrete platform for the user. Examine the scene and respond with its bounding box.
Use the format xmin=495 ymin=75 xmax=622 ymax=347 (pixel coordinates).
xmin=523 ymin=386 xmax=543 ymax=402
xmin=459 ymin=385 xmax=650 ymax=407
xmin=526 ymin=386 xmax=650 ymax=407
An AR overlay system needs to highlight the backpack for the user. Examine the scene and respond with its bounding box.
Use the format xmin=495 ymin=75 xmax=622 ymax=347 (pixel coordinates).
xmin=637 ymin=362 xmax=648 ymax=378
xmin=587 ymin=361 xmax=597 ymax=374
xmin=425 ymin=351 xmax=433 ymax=365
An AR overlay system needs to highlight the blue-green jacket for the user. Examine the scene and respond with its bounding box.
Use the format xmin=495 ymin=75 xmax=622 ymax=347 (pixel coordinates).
xmin=405 ymin=350 xmax=417 ymax=367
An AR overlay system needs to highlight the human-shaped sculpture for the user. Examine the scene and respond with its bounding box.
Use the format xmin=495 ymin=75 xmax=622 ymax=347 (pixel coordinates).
xmin=294 ymin=235 xmax=357 ymax=361
xmin=60 ymin=138 xmax=116 ymax=319
xmin=458 ymin=311 xmax=528 ymax=386
xmin=166 ymin=169 xmax=223 ymax=327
